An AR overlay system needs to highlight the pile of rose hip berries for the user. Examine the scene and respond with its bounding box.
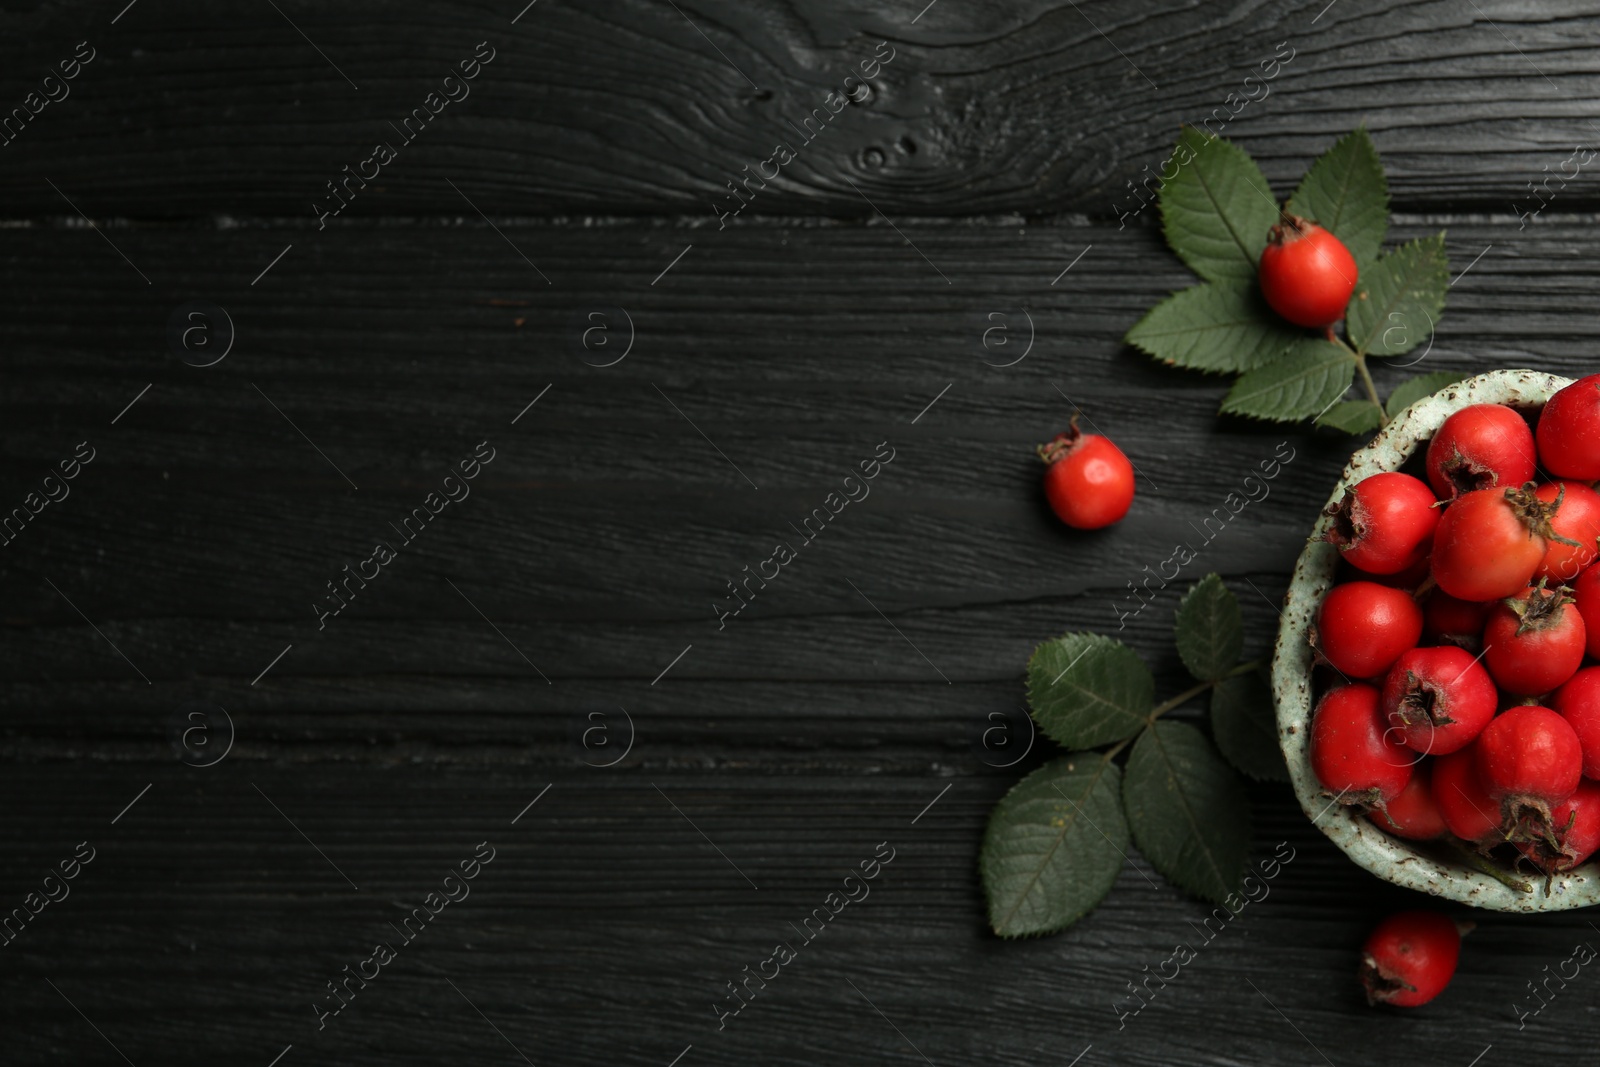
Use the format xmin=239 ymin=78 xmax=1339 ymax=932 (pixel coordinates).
xmin=1310 ymin=374 xmax=1600 ymax=878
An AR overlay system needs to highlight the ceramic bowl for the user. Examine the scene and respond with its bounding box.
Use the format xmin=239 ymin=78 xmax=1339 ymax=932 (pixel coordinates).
xmin=1272 ymin=368 xmax=1600 ymax=911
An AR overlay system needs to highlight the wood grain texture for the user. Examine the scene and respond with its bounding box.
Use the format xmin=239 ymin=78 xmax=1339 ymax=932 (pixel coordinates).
xmin=6 ymin=0 xmax=1600 ymax=1060
xmin=0 ymin=213 xmax=1595 ymax=1064
xmin=2 ymin=0 xmax=1600 ymax=216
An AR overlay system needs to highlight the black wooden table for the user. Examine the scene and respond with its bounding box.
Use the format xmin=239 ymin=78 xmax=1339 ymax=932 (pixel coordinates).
xmin=4 ymin=1 xmax=1599 ymax=1064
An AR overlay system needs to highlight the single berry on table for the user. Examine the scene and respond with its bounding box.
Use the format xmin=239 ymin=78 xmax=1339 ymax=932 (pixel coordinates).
xmin=1358 ymin=911 xmax=1464 ymax=1008
xmin=1037 ymin=423 xmax=1135 ymax=531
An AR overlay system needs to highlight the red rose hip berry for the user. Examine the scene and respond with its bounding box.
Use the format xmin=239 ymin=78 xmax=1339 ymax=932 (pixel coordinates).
xmin=1257 ymin=213 xmax=1358 ymax=328
xmin=1572 ymin=562 xmax=1600 ymax=658
xmin=1037 ymin=423 xmax=1134 ymax=530
xmin=1380 ymin=645 xmax=1497 ymax=755
xmin=1553 ymin=666 xmax=1600 ymax=778
xmin=1483 ymin=583 xmax=1586 ymax=696
xmin=1370 ymin=762 xmax=1447 ymax=841
xmin=1423 ymin=591 xmax=1491 ymax=650
xmin=1315 ymin=581 xmax=1423 ymax=679
xmin=1475 ymin=705 xmax=1582 ymax=834
xmin=1532 ymin=480 xmax=1600 ymax=584
xmin=1432 ymin=745 xmax=1503 ymax=845
xmin=1517 ymin=779 xmax=1600 ymax=874
xmin=1424 ymin=403 xmax=1536 ymax=500
xmin=1310 ymin=683 xmax=1412 ymax=808
xmin=1430 ymin=485 xmax=1561 ymax=602
xmin=1536 ymin=373 xmax=1600 ymax=480
xmin=1324 ymin=472 xmax=1439 ymax=576
xmin=1359 ymin=911 xmax=1463 ymax=1008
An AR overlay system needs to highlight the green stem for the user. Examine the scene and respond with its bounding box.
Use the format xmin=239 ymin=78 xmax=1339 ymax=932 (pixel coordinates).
xmin=1329 ymin=330 xmax=1384 ymax=417
xmin=1099 ymin=659 xmax=1262 ymax=764
xmin=1442 ymin=838 xmax=1533 ymax=894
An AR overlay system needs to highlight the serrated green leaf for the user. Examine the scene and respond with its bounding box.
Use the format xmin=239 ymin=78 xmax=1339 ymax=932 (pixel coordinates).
xmin=1123 ymin=721 xmax=1250 ymax=904
xmin=981 ymin=756 xmax=1128 ymax=937
xmin=1125 ymin=283 xmax=1307 ymax=375
xmin=1220 ymin=337 xmax=1354 ymax=422
xmin=1287 ymin=128 xmax=1389 ymax=269
xmin=1160 ymin=128 xmax=1280 ymax=284
xmin=1386 ymin=370 xmax=1469 ymax=420
xmin=1315 ymin=400 xmax=1385 ymax=435
xmin=1174 ymin=574 xmax=1243 ymax=681
xmin=1211 ymin=671 xmax=1288 ymax=782
xmin=1027 ymin=634 xmax=1153 ymax=749
xmin=1347 ymin=234 xmax=1449 ymax=358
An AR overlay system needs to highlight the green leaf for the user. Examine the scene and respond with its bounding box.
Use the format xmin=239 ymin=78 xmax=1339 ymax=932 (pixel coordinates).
xmin=1211 ymin=671 xmax=1288 ymax=782
xmin=1220 ymin=337 xmax=1355 ymax=422
xmin=1315 ymin=400 xmax=1384 ymax=435
xmin=1174 ymin=574 xmax=1243 ymax=681
xmin=981 ymin=756 xmax=1128 ymax=937
xmin=1123 ymin=721 xmax=1251 ymax=905
xmin=1287 ymin=128 xmax=1389 ymax=269
xmin=1160 ymin=128 xmax=1281 ymax=284
xmin=1386 ymin=370 xmax=1469 ymax=421
xmin=1125 ymin=283 xmax=1306 ymax=376
xmin=1346 ymin=234 xmax=1449 ymax=358
xmin=1027 ymin=633 xmax=1153 ymax=749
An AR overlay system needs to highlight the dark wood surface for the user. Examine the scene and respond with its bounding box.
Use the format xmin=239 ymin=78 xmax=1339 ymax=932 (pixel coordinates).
xmin=5 ymin=2 xmax=1600 ymax=1065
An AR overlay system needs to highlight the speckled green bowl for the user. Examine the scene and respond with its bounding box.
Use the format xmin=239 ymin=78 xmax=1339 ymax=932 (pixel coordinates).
xmin=1273 ymin=368 xmax=1600 ymax=911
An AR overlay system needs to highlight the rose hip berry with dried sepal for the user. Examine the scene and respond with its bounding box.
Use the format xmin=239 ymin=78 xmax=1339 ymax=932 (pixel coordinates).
xmin=1572 ymin=562 xmax=1600 ymax=658
xmin=1310 ymin=683 xmax=1413 ymax=809
xmin=1037 ymin=421 xmax=1135 ymax=531
xmin=1257 ymin=213 xmax=1358 ymax=328
xmin=1553 ymin=667 xmax=1600 ymax=778
xmin=1423 ymin=591 xmax=1491 ymax=651
xmin=1323 ymin=472 xmax=1440 ymax=576
xmin=1536 ymin=373 xmax=1600 ymax=480
xmin=1517 ymin=778 xmax=1600 ymax=875
xmin=1430 ymin=484 xmax=1570 ymax=602
xmin=1370 ymin=762 xmax=1448 ymax=841
xmin=1533 ymin=480 xmax=1600 ymax=584
xmin=1359 ymin=911 xmax=1465 ymax=1008
xmin=1483 ymin=583 xmax=1586 ymax=696
xmin=1476 ymin=705 xmax=1583 ymax=837
xmin=1424 ymin=403 xmax=1537 ymax=501
xmin=1432 ymin=745 xmax=1503 ymax=845
xmin=1381 ymin=645 xmax=1497 ymax=755
xmin=1314 ymin=580 xmax=1424 ymax=679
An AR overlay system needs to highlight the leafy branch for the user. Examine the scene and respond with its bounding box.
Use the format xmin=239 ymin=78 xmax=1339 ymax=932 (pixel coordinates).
xmin=980 ymin=574 xmax=1286 ymax=938
xmin=1125 ymin=128 xmax=1462 ymax=432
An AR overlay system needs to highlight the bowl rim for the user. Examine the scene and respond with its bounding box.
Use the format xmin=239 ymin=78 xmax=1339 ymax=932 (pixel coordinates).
xmin=1271 ymin=368 xmax=1600 ymax=911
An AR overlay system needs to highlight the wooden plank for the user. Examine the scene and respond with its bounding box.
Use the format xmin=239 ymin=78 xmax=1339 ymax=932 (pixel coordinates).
xmin=2 ymin=767 xmax=1586 ymax=1066
xmin=2 ymin=1 xmax=1600 ymax=216
xmin=0 ymin=216 xmax=1545 ymax=742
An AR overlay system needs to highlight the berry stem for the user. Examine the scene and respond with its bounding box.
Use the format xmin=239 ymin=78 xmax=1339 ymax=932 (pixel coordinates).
xmin=1328 ymin=332 xmax=1384 ymax=421
xmin=1442 ymin=838 xmax=1534 ymax=894
xmin=1097 ymin=660 xmax=1262 ymax=766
